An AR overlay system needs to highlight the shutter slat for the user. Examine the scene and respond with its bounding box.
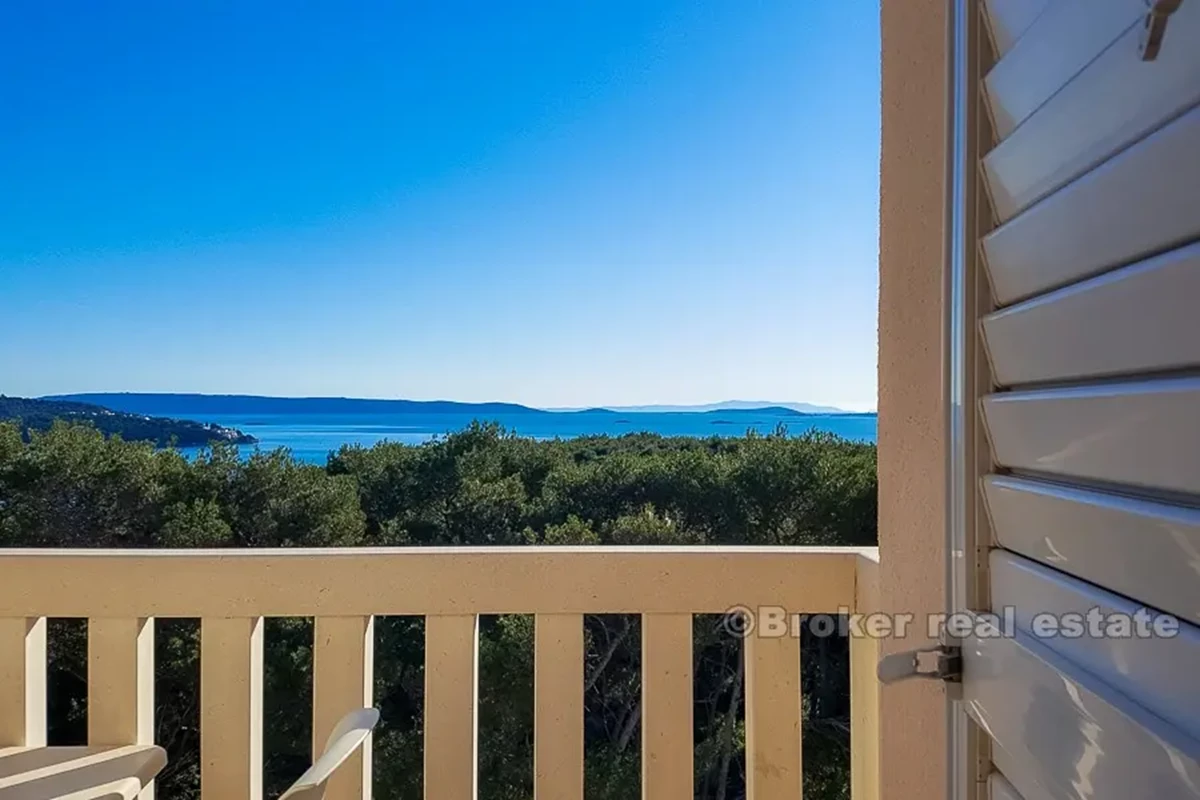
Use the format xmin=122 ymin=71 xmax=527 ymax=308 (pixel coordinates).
xmin=990 ymin=550 xmax=1200 ymax=740
xmin=981 ymin=0 xmax=1053 ymax=58
xmin=988 ymin=771 xmax=1025 ymax=800
xmin=982 ymin=241 xmax=1200 ymax=386
xmin=982 ymin=104 xmax=1200 ymax=305
xmin=982 ymin=377 xmax=1200 ymax=496
xmin=993 ymin=744 xmax=1057 ymax=800
xmin=983 ymin=0 xmax=1142 ymax=141
xmin=963 ymin=621 xmax=1200 ymax=800
xmin=984 ymin=475 xmax=1200 ymax=626
xmin=984 ymin=0 xmax=1200 ymax=221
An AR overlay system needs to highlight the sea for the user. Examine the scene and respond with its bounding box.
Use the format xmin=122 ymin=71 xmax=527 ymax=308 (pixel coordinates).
xmin=176 ymin=409 xmax=878 ymax=464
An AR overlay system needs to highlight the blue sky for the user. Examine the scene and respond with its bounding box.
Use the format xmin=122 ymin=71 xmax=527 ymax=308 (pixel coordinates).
xmin=0 ymin=1 xmax=881 ymax=410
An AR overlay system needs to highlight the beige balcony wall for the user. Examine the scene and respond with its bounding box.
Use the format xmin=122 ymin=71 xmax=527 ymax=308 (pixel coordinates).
xmin=878 ymin=0 xmax=950 ymax=798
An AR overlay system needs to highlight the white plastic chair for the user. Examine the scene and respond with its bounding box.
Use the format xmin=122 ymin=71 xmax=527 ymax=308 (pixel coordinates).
xmin=55 ymin=777 xmax=143 ymax=800
xmin=0 ymin=709 xmax=377 ymax=799
xmin=279 ymin=708 xmax=380 ymax=800
xmin=0 ymin=745 xmax=166 ymax=800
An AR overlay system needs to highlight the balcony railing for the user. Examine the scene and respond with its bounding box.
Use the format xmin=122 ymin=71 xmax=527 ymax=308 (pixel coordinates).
xmin=0 ymin=546 xmax=882 ymax=800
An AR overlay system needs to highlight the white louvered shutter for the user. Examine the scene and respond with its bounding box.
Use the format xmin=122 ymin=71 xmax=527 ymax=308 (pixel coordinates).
xmin=951 ymin=2 xmax=1200 ymax=798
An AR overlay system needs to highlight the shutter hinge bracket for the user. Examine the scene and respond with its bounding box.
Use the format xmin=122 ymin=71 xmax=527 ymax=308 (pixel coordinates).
xmin=1140 ymin=0 xmax=1183 ymax=61
xmin=877 ymin=637 xmax=963 ymax=686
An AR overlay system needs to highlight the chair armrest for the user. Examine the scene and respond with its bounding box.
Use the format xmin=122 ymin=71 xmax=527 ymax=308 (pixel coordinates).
xmin=279 ymin=708 xmax=380 ymax=800
xmin=55 ymin=777 xmax=144 ymax=800
xmin=0 ymin=745 xmax=166 ymax=800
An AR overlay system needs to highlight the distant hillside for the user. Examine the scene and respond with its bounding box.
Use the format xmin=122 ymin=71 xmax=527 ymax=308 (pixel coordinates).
xmin=699 ymin=406 xmax=806 ymax=416
xmin=45 ymin=393 xmax=550 ymax=417
xmin=43 ymin=393 xmax=865 ymax=419
xmin=1 ymin=396 xmax=256 ymax=447
xmin=563 ymin=400 xmax=849 ymax=414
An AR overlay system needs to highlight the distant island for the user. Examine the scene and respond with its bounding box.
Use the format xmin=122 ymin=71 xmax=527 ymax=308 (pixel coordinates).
xmin=44 ymin=392 xmax=863 ymax=417
xmin=0 ymin=396 xmax=257 ymax=447
xmin=557 ymin=400 xmax=851 ymax=414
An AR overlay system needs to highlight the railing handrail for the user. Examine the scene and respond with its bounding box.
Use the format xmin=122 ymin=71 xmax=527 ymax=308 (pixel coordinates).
xmin=0 ymin=546 xmax=877 ymax=618
xmin=0 ymin=547 xmax=884 ymax=799
xmin=0 ymin=544 xmax=879 ymax=557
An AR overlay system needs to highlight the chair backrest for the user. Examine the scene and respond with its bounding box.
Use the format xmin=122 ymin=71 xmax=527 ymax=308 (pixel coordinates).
xmin=279 ymin=708 xmax=380 ymax=800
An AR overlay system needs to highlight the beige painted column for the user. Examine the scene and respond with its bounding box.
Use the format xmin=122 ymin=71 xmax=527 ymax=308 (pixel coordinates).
xmin=851 ymin=554 xmax=881 ymax=800
xmin=88 ymin=618 xmax=155 ymax=746
xmin=744 ymin=631 xmax=802 ymax=799
xmin=89 ymin=618 xmax=156 ymax=799
xmin=201 ymin=617 xmax=264 ymax=800
xmin=641 ymin=613 xmax=692 ymax=800
xmin=424 ymin=615 xmax=478 ymax=800
xmin=878 ymin=0 xmax=950 ymax=797
xmin=0 ymin=617 xmax=47 ymax=747
xmin=313 ymin=616 xmax=374 ymax=800
xmin=534 ymin=614 xmax=584 ymax=800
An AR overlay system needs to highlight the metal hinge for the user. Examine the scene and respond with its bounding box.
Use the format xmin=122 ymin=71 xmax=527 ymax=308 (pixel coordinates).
xmin=1140 ymin=0 xmax=1183 ymax=61
xmin=877 ymin=639 xmax=962 ymax=686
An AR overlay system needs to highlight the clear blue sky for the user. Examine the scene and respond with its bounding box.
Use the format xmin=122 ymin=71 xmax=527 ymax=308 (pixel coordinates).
xmin=1 ymin=1 xmax=880 ymax=410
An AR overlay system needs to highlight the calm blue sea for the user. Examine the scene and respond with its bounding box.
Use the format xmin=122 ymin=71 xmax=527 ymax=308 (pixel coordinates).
xmin=177 ymin=410 xmax=878 ymax=464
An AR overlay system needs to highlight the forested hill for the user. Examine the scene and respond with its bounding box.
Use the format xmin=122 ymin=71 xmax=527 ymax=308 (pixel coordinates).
xmin=45 ymin=392 xmax=549 ymax=417
xmin=0 ymin=396 xmax=256 ymax=447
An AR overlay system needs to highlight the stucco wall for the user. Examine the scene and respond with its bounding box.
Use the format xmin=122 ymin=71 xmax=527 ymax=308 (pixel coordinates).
xmin=877 ymin=0 xmax=949 ymax=797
